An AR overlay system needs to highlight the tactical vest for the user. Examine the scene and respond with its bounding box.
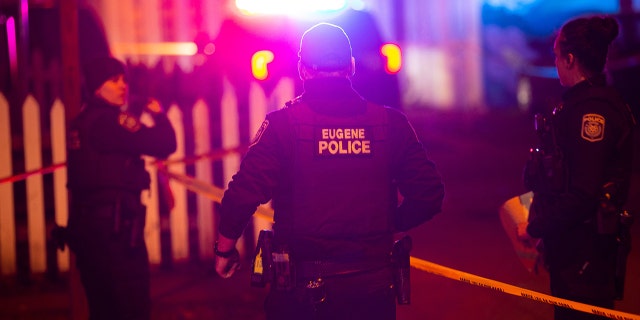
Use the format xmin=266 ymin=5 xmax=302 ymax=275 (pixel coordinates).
xmin=66 ymin=106 xmax=150 ymax=200
xmin=275 ymin=101 xmax=395 ymax=243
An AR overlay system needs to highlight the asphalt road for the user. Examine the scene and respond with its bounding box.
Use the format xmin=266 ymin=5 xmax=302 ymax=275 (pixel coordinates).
xmin=2 ymin=108 xmax=639 ymax=320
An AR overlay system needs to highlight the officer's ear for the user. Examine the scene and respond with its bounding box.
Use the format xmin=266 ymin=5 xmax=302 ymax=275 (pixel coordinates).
xmin=298 ymin=60 xmax=309 ymax=80
xmin=565 ymin=53 xmax=576 ymax=68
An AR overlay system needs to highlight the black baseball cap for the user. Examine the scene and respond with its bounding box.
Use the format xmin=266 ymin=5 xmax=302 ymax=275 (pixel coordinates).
xmin=298 ymin=23 xmax=352 ymax=71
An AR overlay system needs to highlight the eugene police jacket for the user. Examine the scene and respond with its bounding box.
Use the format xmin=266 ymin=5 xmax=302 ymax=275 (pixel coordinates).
xmin=67 ymin=97 xmax=176 ymax=201
xmin=527 ymin=74 xmax=635 ymax=239
xmin=219 ymin=77 xmax=444 ymax=262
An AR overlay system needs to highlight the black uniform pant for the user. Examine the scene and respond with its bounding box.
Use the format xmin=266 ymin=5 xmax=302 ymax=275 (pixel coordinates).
xmin=546 ymin=235 xmax=617 ymax=320
xmin=264 ymin=266 xmax=396 ymax=320
xmin=549 ymin=262 xmax=616 ymax=320
xmin=68 ymin=200 xmax=150 ymax=320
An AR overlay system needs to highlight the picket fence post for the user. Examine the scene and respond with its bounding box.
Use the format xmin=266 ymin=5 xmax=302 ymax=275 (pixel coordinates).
xmin=220 ymin=77 xmax=242 ymax=254
xmin=166 ymin=105 xmax=189 ymax=261
xmin=0 ymin=92 xmax=17 ymax=275
xmin=51 ymin=98 xmax=70 ymax=272
xmin=144 ymin=153 xmax=161 ymax=264
xmin=193 ymin=99 xmax=215 ymax=259
xmin=23 ymin=95 xmax=47 ymax=273
xmin=248 ymin=81 xmax=271 ymax=243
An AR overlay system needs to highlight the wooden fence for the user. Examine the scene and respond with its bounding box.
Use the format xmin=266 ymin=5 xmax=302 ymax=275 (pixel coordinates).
xmin=0 ymin=77 xmax=295 ymax=278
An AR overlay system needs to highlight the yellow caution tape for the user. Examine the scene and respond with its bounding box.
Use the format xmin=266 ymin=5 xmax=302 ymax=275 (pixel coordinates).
xmin=411 ymin=257 xmax=640 ymax=320
xmin=159 ymin=168 xmax=274 ymax=221
xmin=161 ymin=164 xmax=639 ymax=320
xmin=159 ymin=146 xmax=247 ymax=166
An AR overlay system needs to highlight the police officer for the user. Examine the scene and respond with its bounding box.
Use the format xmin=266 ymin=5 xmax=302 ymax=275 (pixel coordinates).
xmin=214 ymin=23 xmax=445 ymax=320
xmin=66 ymin=56 xmax=177 ymax=320
xmin=518 ymin=16 xmax=635 ymax=320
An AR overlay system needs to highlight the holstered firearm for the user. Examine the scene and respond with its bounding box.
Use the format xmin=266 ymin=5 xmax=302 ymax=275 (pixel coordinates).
xmin=615 ymin=210 xmax=633 ymax=300
xmin=597 ymin=182 xmax=634 ymax=300
xmin=524 ymin=113 xmax=564 ymax=193
xmin=391 ymin=235 xmax=412 ymax=305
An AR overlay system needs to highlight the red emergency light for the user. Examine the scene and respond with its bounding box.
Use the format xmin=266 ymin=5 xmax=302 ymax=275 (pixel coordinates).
xmin=250 ymin=42 xmax=402 ymax=81
xmin=251 ymin=50 xmax=275 ymax=80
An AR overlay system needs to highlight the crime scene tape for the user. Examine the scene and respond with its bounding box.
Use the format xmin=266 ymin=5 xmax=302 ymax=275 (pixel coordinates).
xmin=160 ymin=145 xmax=248 ymax=166
xmin=164 ymin=169 xmax=640 ymax=319
xmin=158 ymin=168 xmax=274 ymax=221
xmin=0 ymin=146 xmax=247 ymax=185
xmin=410 ymin=257 xmax=640 ymax=320
xmin=163 ymin=169 xmax=640 ymax=319
xmin=0 ymin=162 xmax=66 ymax=185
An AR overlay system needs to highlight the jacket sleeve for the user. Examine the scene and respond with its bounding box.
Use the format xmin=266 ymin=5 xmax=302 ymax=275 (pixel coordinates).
xmin=218 ymin=111 xmax=287 ymax=240
xmin=389 ymin=109 xmax=445 ymax=231
xmin=527 ymin=99 xmax=622 ymax=238
xmin=90 ymin=111 xmax=177 ymax=159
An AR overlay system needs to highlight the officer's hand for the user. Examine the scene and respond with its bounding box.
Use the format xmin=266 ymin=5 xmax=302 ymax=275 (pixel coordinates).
xmin=145 ymin=98 xmax=163 ymax=114
xmin=214 ymin=236 xmax=240 ymax=278
xmin=215 ymin=253 xmax=240 ymax=279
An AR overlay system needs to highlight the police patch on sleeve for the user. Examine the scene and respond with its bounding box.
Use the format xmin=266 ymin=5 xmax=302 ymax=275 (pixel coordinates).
xmin=118 ymin=112 xmax=141 ymax=132
xmin=581 ymin=113 xmax=605 ymax=142
xmin=250 ymin=120 xmax=269 ymax=147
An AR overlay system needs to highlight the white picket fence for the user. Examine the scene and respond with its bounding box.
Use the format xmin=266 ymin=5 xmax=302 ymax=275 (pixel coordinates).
xmin=0 ymin=77 xmax=295 ymax=277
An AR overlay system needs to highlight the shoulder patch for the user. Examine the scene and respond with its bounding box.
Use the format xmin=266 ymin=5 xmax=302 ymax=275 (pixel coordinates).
xmin=118 ymin=112 xmax=141 ymax=132
xmin=581 ymin=113 xmax=605 ymax=142
xmin=250 ymin=120 xmax=269 ymax=147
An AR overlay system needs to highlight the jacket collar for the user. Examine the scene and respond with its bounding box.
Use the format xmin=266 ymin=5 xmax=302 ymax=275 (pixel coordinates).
xmin=301 ymin=77 xmax=366 ymax=116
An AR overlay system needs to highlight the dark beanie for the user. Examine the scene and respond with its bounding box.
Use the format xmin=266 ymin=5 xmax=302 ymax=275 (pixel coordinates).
xmin=82 ymin=56 xmax=126 ymax=94
xmin=299 ymin=23 xmax=352 ymax=71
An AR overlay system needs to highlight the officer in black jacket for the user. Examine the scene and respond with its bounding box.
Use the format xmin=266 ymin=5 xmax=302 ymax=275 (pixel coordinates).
xmin=66 ymin=56 xmax=176 ymax=320
xmin=214 ymin=23 xmax=445 ymax=320
xmin=518 ymin=16 xmax=635 ymax=320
